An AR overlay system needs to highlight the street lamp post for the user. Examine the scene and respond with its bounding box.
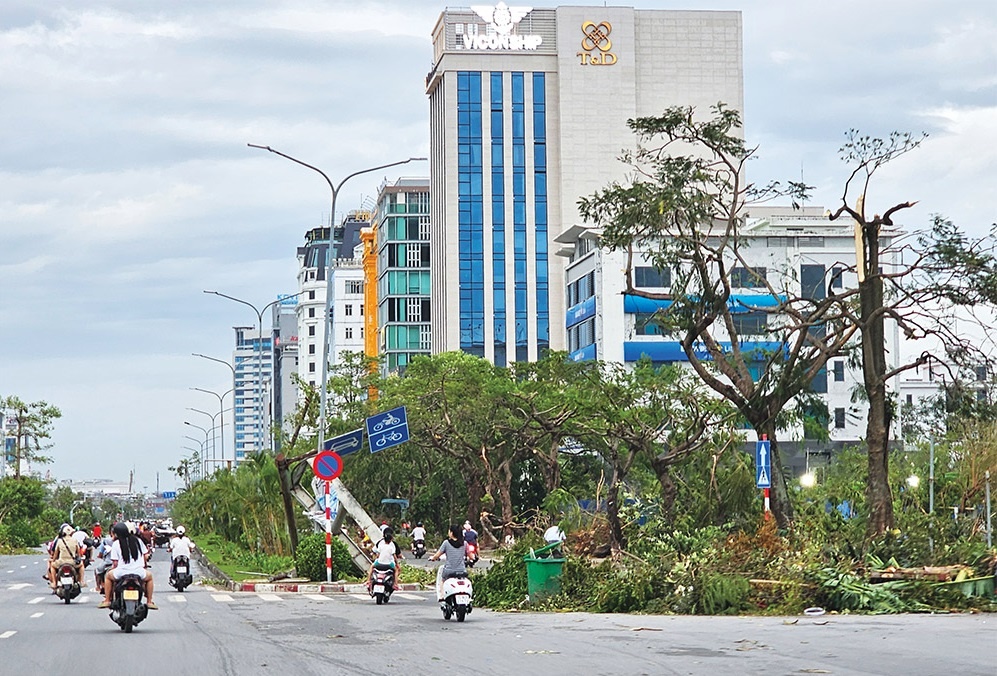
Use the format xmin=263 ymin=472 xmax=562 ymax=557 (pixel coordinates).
xmin=183 ymin=435 xmax=206 ymax=479
xmin=202 ymin=292 xmax=303 ymax=455
xmin=192 ymin=353 xmax=237 ymax=463
xmin=247 ymin=144 xmax=425 ymax=456
xmin=191 ymin=387 xmax=233 ymax=468
xmin=184 ymin=421 xmax=210 ymax=475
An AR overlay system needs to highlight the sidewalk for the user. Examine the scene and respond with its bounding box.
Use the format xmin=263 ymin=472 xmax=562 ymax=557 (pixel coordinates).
xmin=228 ymin=580 xmax=424 ymax=593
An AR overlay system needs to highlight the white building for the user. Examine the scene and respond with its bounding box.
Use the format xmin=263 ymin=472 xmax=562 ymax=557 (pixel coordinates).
xmin=427 ymin=4 xmax=743 ymax=365
xmin=554 ymin=206 xmax=908 ymax=471
xmin=295 ymin=214 xmax=371 ymax=393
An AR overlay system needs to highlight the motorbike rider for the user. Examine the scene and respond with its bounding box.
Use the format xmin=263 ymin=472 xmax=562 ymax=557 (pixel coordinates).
xmin=367 ymin=527 xmax=403 ymax=590
xmin=48 ymin=524 xmax=84 ymax=592
xmin=462 ymin=521 xmax=478 ymax=546
xmin=93 ymin=533 xmax=114 ymax=593
xmin=98 ymin=521 xmax=157 ymax=610
xmin=168 ymin=525 xmax=195 ymax=578
xmin=411 ymin=522 xmax=427 ymax=552
xmin=429 ymin=523 xmax=468 ymax=601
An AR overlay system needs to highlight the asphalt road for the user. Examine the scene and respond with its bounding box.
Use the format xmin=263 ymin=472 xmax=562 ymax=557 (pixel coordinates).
xmin=2 ymin=551 xmax=993 ymax=676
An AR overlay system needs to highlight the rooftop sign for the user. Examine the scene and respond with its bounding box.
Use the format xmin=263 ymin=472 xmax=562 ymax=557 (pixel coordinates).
xmin=457 ymin=3 xmax=542 ymax=51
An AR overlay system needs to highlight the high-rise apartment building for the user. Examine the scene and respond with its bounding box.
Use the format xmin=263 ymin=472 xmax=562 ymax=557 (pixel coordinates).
xmin=232 ymin=325 xmax=272 ymax=462
xmin=373 ymin=178 xmax=432 ymax=374
xmin=266 ymin=297 xmax=300 ymax=453
xmin=427 ymin=5 xmax=743 ymax=365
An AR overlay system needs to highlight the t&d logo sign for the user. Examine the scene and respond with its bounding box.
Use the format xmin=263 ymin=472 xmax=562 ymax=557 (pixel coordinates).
xmin=578 ymin=21 xmax=617 ymax=66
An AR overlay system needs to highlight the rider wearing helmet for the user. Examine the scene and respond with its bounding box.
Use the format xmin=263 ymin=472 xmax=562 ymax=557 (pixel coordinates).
xmin=48 ymin=523 xmax=84 ymax=592
xmin=99 ymin=521 xmax=157 ymax=610
xmin=168 ymin=525 xmax=196 ymax=577
xmin=411 ymin=521 xmax=426 ymax=544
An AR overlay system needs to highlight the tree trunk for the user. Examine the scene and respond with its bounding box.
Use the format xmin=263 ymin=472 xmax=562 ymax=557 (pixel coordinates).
xmin=495 ymin=462 xmax=516 ymax=541
xmin=465 ymin=466 xmax=486 ymax=529
xmin=861 ymin=222 xmax=895 ymax=537
xmin=606 ymin=468 xmax=626 ymax=552
xmin=651 ymin=456 xmax=677 ymax=522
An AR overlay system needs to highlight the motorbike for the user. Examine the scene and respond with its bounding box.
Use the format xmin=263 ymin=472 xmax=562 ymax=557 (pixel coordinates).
xmin=54 ymin=563 xmax=81 ymax=604
xmin=440 ymin=572 xmax=473 ymax=622
xmin=170 ymin=555 xmax=193 ymax=592
xmin=412 ymin=539 xmax=427 ymax=559
xmin=109 ymin=574 xmax=149 ymax=633
xmin=368 ymin=564 xmax=396 ymax=605
xmin=464 ymin=541 xmax=479 ymax=567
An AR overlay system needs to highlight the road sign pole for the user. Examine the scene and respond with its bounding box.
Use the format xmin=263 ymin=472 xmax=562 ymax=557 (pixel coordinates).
xmin=761 ymin=434 xmax=771 ymax=519
xmin=325 ymin=480 xmax=332 ymax=583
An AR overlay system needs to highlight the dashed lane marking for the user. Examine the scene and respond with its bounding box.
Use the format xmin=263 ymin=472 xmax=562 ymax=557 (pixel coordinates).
xmin=257 ymin=593 xmax=282 ymax=602
xmin=203 ymin=585 xmax=216 ymax=591
xmin=7 ymin=583 xmax=32 ymax=590
xmin=305 ymin=594 xmax=328 ymax=601
xmin=28 ymin=597 xmax=45 ymax=605
xmin=19 ymin=566 xmax=26 ymax=569
xmin=78 ymin=596 xmax=90 ymax=604
xmin=168 ymin=595 xmax=187 ymax=603
xmin=30 ymin=613 xmax=43 ymax=619
xmin=0 ymin=631 xmax=15 ymax=639
xmin=211 ymin=594 xmax=233 ymax=603
xmin=349 ymin=594 xmax=370 ymax=602
xmin=394 ymin=593 xmax=426 ymax=601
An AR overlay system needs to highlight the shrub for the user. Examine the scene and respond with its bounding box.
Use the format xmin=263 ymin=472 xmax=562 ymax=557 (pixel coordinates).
xmin=4 ymin=520 xmax=40 ymax=548
xmin=296 ymin=533 xmax=361 ymax=581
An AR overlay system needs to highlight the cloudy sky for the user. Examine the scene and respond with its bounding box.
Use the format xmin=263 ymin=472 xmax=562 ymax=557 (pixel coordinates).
xmin=1 ymin=1 xmax=994 ymax=493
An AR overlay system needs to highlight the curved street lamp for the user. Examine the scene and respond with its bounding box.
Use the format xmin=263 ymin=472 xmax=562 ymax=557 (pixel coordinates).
xmin=201 ymin=291 xmax=303 ymax=455
xmin=192 ymin=353 xmax=237 ymax=462
xmin=191 ymin=387 xmax=233 ymax=468
xmin=247 ymin=144 xmax=426 ymax=455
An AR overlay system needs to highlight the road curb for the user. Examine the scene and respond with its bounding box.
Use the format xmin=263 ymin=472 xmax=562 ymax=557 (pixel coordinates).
xmin=228 ymin=581 xmax=424 ymax=593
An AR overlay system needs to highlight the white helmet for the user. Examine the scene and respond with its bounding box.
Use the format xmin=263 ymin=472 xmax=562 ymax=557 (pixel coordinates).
xmin=176 ymin=525 xmax=186 ymax=536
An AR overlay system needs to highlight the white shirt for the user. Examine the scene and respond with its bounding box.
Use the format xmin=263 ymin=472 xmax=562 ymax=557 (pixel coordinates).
xmin=169 ymin=536 xmax=194 ymax=559
xmin=411 ymin=527 xmax=426 ymax=541
xmin=110 ymin=538 xmax=149 ymax=577
xmin=375 ymin=540 xmax=399 ymax=566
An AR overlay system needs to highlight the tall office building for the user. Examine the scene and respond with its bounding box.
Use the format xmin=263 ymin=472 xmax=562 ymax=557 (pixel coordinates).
xmin=232 ymin=325 xmax=272 ymax=463
xmin=266 ymin=297 xmax=300 ymax=453
xmin=373 ymin=177 xmax=432 ymax=374
xmin=427 ymin=4 xmax=743 ymax=365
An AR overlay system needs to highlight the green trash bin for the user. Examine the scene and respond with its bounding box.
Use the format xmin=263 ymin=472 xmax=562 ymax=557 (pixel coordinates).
xmin=523 ymin=542 xmax=566 ymax=600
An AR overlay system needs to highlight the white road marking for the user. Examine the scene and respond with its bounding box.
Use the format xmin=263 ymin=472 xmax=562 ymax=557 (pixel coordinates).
xmin=305 ymin=594 xmax=328 ymax=601
xmin=27 ymin=597 xmax=45 ymax=605
xmin=211 ymin=593 xmax=233 ymax=603
xmin=7 ymin=583 xmax=32 ymax=590
xmin=350 ymin=594 xmax=370 ymax=602
xmin=30 ymin=613 xmax=43 ymax=619
xmin=203 ymin=585 xmax=216 ymax=591
xmin=19 ymin=566 xmax=26 ymax=569
xmin=0 ymin=631 xmax=15 ymax=639
xmin=256 ymin=593 xmax=282 ymax=601
xmin=78 ymin=596 xmax=90 ymax=604
xmin=395 ymin=593 xmax=426 ymax=601
xmin=5 ymin=570 xmax=13 ymax=574
xmin=168 ymin=595 xmax=187 ymax=603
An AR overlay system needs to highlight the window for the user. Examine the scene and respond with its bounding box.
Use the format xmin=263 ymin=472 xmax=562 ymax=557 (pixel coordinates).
xmin=360 ymin=304 xmax=364 ymax=316
xmin=830 ymin=267 xmax=844 ymax=290
xmin=835 ymin=408 xmax=846 ymax=429
xmin=308 ymin=326 xmax=316 ymax=336
xmin=568 ymin=272 xmax=595 ymax=306
xmin=906 ymin=394 xmax=913 ymax=406
xmin=633 ymin=266 xmax=670 ymax=288
xmin=308 ymin=308 xmax=315 ymax=318
xmin=308 ymin=344 xmax=315 ymax=355
xmin=308 ymin=290 xmax=315 ymax=300
xmin=345 ymin=327 xmax=353 ymax=339
xmin=345 ymin=280 xmax=364 ymax=294
xmin=730 ymin=267 xmax=767 ymax=288
xmin=732 ymin=311 xmax=766 ymax=335
xmin=308 ymin=362 xmax=315 ymax=373
xmin=344 ymin=304 xmax=353 ymax=316
xmin=833 ymin=361 xmax=845 ymax=382
xmin=976 ymin=365 xmax=987 ymax=382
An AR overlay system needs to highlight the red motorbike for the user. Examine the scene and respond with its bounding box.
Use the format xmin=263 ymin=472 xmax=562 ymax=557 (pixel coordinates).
xmin=464 ymin=541 xmax=479 ymax=568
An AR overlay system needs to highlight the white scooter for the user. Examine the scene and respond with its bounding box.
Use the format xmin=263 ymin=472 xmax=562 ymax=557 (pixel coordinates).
xmin=439 ymin=571 xmax=473 ymax=622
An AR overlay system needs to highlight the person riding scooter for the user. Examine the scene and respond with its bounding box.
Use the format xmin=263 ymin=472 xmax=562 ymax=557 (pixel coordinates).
xmin=98 ymin=522 xmax=157 ymax=610
xmin=48 ymin=524 xmax=84 ymax=592
xmin=429 ymin=524 xmax=468 ymax=601
xmin=411 ymin=522 xmax=427 ymax=556
xmin=168 ymin=526 xmax=195 ymax=580
xmin=367 ymin=527 xmax=403 ymax=590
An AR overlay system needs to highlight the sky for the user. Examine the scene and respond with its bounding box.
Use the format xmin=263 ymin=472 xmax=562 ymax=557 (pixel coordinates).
xmin=1 ymin=1 xmax=995 ymax=493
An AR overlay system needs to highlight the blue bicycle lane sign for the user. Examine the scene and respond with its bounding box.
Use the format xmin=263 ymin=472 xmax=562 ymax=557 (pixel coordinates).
xmin=365 ymin=406 xmax=409 ymax=454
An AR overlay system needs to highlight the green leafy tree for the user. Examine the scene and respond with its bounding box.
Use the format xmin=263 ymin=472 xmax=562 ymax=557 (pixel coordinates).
xmin=578 ymin=104 xmax=847 ymax=529
xmin=1 ymin=396 xmax=61 ymax=478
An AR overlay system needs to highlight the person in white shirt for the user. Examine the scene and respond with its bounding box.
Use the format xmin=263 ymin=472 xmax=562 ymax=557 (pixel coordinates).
xmin=367 ymin=527 xmax=403 ymax=590
xmin=411 ymin=523 xmax=427 ymax=543
xmin=168 ymin=525 xmax=195 ymax=579
xmin=98 ymin=522 xmax=157 ymax=610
